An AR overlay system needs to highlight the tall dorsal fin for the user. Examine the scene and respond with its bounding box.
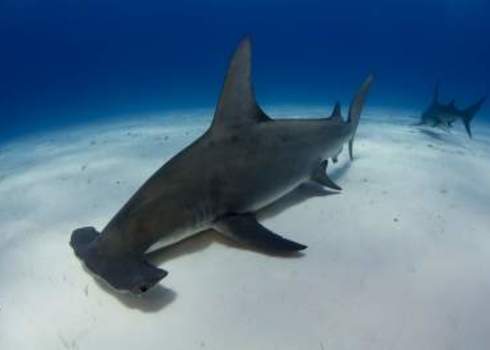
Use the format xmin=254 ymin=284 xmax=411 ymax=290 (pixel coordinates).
xmin=329 ymin=101 xmax=342 ymax=121
xmin=210 ymin=37 xmax=269 ymax=132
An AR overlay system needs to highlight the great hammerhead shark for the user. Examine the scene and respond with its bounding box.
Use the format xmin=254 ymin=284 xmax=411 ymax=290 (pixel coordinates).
xmin=70 ymin=38 xmax=374 ymax=294
xmin=417 ymin=82 xmax=486 ymax=138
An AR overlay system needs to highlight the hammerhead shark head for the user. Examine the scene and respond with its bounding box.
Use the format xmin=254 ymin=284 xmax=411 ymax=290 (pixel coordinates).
xmin=418 ymin=82 xmax=486 ymax=138
xmin=70 ymin=37 xmax=374 ymax=294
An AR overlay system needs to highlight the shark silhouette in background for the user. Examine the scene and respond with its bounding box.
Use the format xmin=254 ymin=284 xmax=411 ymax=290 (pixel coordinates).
xmin=417 ymin=82 xmax=486 ymax=138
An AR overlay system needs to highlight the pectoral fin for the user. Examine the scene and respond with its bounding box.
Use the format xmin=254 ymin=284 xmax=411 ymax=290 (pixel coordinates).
xmin=213 ymin=214 xmax=307 ymax=252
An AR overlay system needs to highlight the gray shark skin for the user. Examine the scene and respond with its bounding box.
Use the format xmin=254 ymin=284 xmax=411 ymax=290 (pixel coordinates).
xmin=70 ymin=37 xmax=374 ymax=295
xmin=418 ymin=82 xmax=486 ymax=138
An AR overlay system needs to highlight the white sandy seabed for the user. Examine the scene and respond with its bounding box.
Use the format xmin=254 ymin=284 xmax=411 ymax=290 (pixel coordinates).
xmin=1 ymin=107 xmax=490 ymax=350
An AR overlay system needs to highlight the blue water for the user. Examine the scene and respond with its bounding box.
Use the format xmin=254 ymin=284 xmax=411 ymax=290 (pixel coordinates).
xmin=1 ymin=0 xmax=489 ymax=139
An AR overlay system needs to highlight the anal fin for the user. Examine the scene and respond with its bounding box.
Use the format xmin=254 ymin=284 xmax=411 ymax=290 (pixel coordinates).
xmin=214 ymin=214 xmax=307 ymax=252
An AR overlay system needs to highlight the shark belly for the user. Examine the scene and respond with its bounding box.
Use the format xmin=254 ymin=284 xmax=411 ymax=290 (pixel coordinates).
xmin=145 ymin=224 xmax=208 ymax=253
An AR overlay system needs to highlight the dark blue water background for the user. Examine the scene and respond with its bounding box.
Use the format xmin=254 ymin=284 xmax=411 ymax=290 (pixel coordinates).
xmin=1 ymin=0 xmax=489 ymax=139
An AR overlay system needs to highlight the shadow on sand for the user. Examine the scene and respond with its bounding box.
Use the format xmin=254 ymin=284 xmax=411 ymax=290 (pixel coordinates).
xmin=417 ymin=127 xmax=469 ymax=149
xmin=81 ymin=263 xmax=177 ymax=313
xmin=418 ymin=128 xmax=451 ymax=141
xmin=98 ymin=158 xmax=352 ymax=312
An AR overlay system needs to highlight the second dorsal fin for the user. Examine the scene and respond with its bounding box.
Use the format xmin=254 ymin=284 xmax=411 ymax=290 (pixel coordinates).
xmin=329 ymin=101 xmax=343 ymax=121
xmin=210 ymin=37 xmax=270 ymax=133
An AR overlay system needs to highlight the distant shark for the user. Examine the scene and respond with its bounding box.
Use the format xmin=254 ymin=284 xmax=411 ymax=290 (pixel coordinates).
xmin=417 ymin=82 xmax=486 ymax=138
xmin=70 ymin=37 xmax=374 ymax=294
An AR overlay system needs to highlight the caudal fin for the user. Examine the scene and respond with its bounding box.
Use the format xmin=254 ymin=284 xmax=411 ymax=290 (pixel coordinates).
xmin=347 ymin=74 xmax=374 ymax=160
xmin=462 ymin=97 xmax=486 ymax=139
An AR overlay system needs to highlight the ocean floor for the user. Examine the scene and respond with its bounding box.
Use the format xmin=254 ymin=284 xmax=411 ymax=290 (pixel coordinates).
xmin=1 ymin=107 xmax=490 ymax=350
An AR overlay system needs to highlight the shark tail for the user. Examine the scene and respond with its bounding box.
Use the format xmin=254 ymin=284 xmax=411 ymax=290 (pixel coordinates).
xmin=347 ymin=74 xmax=374 ymax=160
xmin=462 ymin=96 xmax=486 ymax=139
